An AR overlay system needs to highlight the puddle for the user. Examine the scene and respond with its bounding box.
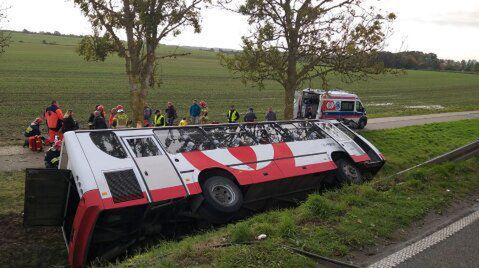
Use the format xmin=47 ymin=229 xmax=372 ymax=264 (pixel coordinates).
xmin=367 ymin=103 xmax=393 ymax=107
xmin=405 ymin=105 xmax=445 ymax=110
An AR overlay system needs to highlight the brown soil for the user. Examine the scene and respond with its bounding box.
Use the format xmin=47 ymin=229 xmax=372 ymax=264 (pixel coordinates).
xmin=0 ymin=213 xmax=68 ymax=267
xmin=0 ymin=146 xmax=44 ymax=171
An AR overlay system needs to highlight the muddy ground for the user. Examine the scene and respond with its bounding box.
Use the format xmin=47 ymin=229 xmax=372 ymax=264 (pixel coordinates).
xmin=0 ymin=146 xmax=44 ymax=171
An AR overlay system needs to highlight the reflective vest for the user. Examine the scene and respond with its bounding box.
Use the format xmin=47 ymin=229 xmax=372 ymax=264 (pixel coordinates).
xmin=227 ymin=109 xmax=239 ymax=123
xmin=154 ymin=114 xmax=166 ymax=127
xmin=115 ymin=113 xmax=129 ymax=128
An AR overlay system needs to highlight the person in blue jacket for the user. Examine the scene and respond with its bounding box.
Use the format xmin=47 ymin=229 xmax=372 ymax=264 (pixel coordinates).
xmin=189 ymin=99 xmax=201 ymax=125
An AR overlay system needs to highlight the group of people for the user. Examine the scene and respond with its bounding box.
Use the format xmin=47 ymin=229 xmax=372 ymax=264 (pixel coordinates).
xmin=23 ymin=99 xmax=279 ymax=167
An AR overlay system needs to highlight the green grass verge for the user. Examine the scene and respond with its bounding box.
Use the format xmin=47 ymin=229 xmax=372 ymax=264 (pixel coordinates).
xmin=1 ymin=32 xmax=479 ymax=145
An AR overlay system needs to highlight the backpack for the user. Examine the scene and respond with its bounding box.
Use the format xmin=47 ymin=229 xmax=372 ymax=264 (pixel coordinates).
xmin=28 ymin=136 xmax=43 ymax=152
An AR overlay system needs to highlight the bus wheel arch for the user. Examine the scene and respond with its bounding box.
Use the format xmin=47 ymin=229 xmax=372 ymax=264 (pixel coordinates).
xmin=330 ymin=152 xmax=363 ymax=186
xmin=197 ymin=168 xmax=244 ymax=220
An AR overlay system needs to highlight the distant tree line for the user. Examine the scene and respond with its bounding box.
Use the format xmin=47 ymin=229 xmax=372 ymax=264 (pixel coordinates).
xmin=19 ymin=29 xmax=84 ymax=39
xmin=377 ymin=51 xmax=479 ymax=73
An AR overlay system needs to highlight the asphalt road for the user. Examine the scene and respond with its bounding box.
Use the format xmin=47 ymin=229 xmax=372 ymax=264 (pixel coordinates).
xmin=397 ymin=219 xmax=479 ymax=268
xmin=369 ymin=208 xmax=479 ymax=268
xmin=365 ymin=110 xmax=479 ymax=130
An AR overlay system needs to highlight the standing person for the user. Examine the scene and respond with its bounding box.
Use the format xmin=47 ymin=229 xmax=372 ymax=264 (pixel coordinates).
xmin=109 ymin=107 xmax=118 ymax=127
xmin=112 ymin=107 xmax=129 ymax=129
xmin=143 ymin=103 xmax=153 ymax=127
xmin=189 ymin=99 xmax=201 ymax=125
xmin=244 ymin=107 xmax=257 ymax=122
xmin=305 ymin=107 xmax=314 ymax=119
xmin=265 ymin=107 xmax=277 ymax=121
xmin=153 ymin=110 xmax=166 ymax=127
xmin=62 ymin=110 xmax=79 ymax=133
xmin=165 ymin=101 xmax=177 ymax=126
xmin=200 ymin=100 xmax=209 ymax=124
xmin=88 ymin=105 xmax=100 ymax=129
xmin=226 ymin=105 xmax=240 ymax=123
xmin=179 ymin=117 xmax=188 ymax=126
xmin=93 ymin=110 xmax=108 ymax=129
xmin=44 ymin=100 xmax=64 ymax=142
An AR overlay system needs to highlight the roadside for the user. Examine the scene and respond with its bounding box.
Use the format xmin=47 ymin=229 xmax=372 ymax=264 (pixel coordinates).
xmin=365 ymin=110 xmax=479 ymax=130
xmin=0 ymin=146 xmax=44 ymax=171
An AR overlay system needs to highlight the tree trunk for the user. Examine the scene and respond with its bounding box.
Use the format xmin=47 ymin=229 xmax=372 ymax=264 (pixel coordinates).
xmin=130 ymin=83 xmax=146 ymax=128
xmin=283 ymin=84 xmax=295 ymax=119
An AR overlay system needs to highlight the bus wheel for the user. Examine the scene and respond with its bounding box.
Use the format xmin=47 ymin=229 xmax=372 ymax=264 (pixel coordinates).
xmin=201 ymin=176 xmax=243 ymax=214
xmin=335 ymin=158 xmax=362 ymax=185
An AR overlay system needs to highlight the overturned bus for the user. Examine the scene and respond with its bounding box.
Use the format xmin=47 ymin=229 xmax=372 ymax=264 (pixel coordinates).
xmin=24 ymin=120 xmax=385 ymax=267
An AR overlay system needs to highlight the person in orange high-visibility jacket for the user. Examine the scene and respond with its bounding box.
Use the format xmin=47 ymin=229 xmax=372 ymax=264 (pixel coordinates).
xmin=44 ymin=100 xmax=64 ymax=142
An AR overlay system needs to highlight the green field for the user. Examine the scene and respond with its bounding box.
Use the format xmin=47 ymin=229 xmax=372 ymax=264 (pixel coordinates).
xmin=1 ymin=32 xmax=479 ymax=145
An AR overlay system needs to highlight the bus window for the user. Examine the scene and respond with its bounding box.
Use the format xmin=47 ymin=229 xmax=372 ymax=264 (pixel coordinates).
xmin=154 ymin=127 xmax=216 ymax=154
xmin=341 ymin=101 xmax=355 ymax=112
xmin=244 ymin=123 xmax=293 ymax=144
xmin=202 ymin=125 xmax=257 ymax=148
xmin=90 ymin=131 xmax=128 ymax=159
xmin=277 ymin=122 xmax=326 ymax=141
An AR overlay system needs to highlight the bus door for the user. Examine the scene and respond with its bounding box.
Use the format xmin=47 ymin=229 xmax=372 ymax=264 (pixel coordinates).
xmin=122 ymin=135 xmax=187 ymax=202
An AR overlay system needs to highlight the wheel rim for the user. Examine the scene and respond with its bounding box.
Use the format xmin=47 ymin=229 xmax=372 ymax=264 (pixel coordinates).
xmin=342 ymin=163 xmax=360 ymax=183
xmin=210 ymin=184 xmax=236 ymax=206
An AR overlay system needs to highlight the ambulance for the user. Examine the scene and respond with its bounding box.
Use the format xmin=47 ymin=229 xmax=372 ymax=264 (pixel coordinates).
xmin=294 ymin=88 xmax=368 ymax=129
xmin=24 ymin=120 xmax=384 ymax=267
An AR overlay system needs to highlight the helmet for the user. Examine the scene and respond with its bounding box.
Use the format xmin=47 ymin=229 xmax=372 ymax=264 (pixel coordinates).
xmin=199 ymin=101 xmax=207 ymax=107
xmin=34 ymin=117 xmax=43 ymax=124
xmin=53 ymin=140 xmax=62 ymax=150
xmin=116 ymin=105 xmax=124 ymax=111
xmin=97 ymin=105 xmax=104 ymax=112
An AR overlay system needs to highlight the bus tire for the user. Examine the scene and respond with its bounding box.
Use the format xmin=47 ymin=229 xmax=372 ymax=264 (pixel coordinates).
xmin=201 ymin=176 xmax=243 ymax=214
xmin=335 ymin=158 xmax=363 ymax=185
xmin=358 ymin=118 xmax=367 ymax=129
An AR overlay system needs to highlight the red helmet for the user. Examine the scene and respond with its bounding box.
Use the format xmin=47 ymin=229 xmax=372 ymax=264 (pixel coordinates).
xmin=53 ymin=140 xmax=62 ymax=150
xmin=97 ymin=105 xmax=104 ymax=112
xmin=34 ymin=117 xmax=43 ymax=124
xmin=199 ymin=101 xmax=207 ymax=107
xmin=116 ymin=105 xmax=124 ymax=111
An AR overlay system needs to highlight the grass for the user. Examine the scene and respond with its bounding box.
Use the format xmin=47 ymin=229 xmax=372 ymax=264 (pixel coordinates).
xmin=1 ymin=32 xmax=479 ymax=145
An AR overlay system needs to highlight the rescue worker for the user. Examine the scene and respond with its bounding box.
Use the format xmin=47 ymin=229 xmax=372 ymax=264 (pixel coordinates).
xmin=44 ymin=140 xmax=62 ymax=168
xmin=23 ymin=117 xmax=44 ymax=147
xmin=112 ymin=108 xmax=129 ymax=128
xmin=244 ymin=107 xmax=257 ymax=122
xmin=189 ymin=99 xmax=201 ymax=125
xmin=153 ymin=110 xmax=166 ymax=127
xmin=226 ymin=105 xmax=240 ymax=123
xmin=200 ymin=100 xmax=209 ymax=124
xmin=62 ymin=110 xmax=79 ymax=133
xmin=88 ymin=105 xmax=100 ymax=129
xmin=179 ymin=117 xmax=188 ymax=126
xmin=144 ymin=103 xmax=153 ymax=127
xmin=165 ymin=101 xmax=177 ymax=126
xmin=265 ymin=107 xmax=277 ymax=121
xmin=305 ymin=107 xmax=314 ymax=119
xmin=44 ymin=100 xmax=64 ymax=142
xmin=109 ymin=107 xmax=118 ymax=127
xmin=92 ymin=110 xmax=108 ymax=129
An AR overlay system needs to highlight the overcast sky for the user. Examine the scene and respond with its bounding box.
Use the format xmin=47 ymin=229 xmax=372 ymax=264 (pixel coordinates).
xmin=3 ymin=0 xmax=479 ymax=61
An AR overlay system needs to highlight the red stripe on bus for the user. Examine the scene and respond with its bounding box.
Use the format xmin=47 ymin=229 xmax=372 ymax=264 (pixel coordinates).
xmin=186 ymin=182 xmax=202 ymax=195
xmin=351 ymin=154 xmax=370 ymax=163
xmin=149 ymin=185 xmax=187 ymax=201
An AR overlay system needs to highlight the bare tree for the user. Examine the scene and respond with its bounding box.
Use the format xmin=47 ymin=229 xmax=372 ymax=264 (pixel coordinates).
xmin=220 ymin=0 xmax=396 ymax=119
xmin=0 ymin=5 xmax=12 ymax=55
xmin=74 ymin=0 xmax=208 ymax=126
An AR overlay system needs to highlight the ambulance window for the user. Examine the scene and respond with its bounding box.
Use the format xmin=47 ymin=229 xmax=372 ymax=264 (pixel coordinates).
xmin=90 ymin=131 xmax=128 ymax=159
xmin=126 ymin=138 xmax=160 ymax=157
xmin=356 ymin=101 xmax=364 ymax=112
xmin=341 ymin=101 xmax=355 ymax=112
xmin=202 ymin=125 xmax=257 ymax=148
